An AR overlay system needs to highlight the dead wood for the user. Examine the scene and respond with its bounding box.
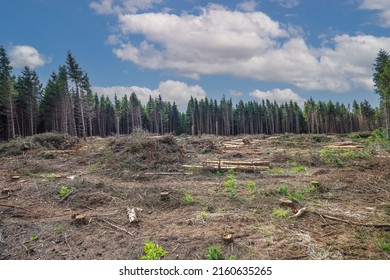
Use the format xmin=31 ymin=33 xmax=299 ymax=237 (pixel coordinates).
xmin=127 ymin=207 xmax=141 ymax=223
xmin=99 ymin=219 xmax=133 ymax=236
xmin=290 ymin=207 xmax=306 ymax=218
xmin=0 ymin=203 xmax=39 ymax=215
xmin=0 ymin=195 xmax=10 ymax=200
xmin=314 ymin=211 xmax=390 ymax=229
xmin=204 ymin=160 xmax=270 ymax=166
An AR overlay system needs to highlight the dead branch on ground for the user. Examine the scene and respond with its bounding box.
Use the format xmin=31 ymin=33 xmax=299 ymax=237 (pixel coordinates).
xmin=314 ymin=211 xmax=390 ymax=229
xmin=99 ymin=218 xmax=134 ymax=236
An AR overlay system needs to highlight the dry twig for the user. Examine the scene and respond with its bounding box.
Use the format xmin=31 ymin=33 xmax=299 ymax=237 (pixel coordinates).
xmin=100 ymin=219 xmax=134 ymax=236
xmin=0 ymin=203 xmax=39 ymax=215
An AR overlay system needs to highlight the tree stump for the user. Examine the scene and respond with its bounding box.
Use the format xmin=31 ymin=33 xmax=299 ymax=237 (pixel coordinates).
xmin=1 ymin=188 xmax=11 ymax=195
xmin=73 ymin=214 xmax=88 ymax=225
xmin=222 ymin=233 xmax=234 ymax=243
xmin=160 ymin=191 xmax=170 ymax=201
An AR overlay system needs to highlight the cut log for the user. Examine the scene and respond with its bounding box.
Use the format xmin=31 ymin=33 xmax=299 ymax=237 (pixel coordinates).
xmin=183 ymin=164 xmax=268 ymax=172
xmin=204 ymin=160 xmax=269 ymax=166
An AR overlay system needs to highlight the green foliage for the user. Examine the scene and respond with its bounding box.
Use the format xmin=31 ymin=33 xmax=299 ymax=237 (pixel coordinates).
xmin=200 ymin=211 xmax=209 ymax=221
xmin=320 ymin=146 xmax=373 ymax=166
xmin=206 ymin=245 xmax=224 ymax=260
xmin=289 ymin=162 xmax=306 ymax=173
xmin=348 ymin=133 xmax=361 ymax=142
xmin=37 ymin=151 xmax=55 ymax=159
xmin=140 ymin=241 xmax=168 ymax=260
xmin=0 ymin=133 xmax=77 ymax=156
xmin=246 ymin=181 xmax=257 ymax=194
xmin=272 ymin=207 xmax=293 ymax=219
xmin=183 ymin=192 xmax=195 ymax=204
xmin=215 ymin=171 xmax=222 ymax=177
xmin=290 ymin=189 xmax=305 ymax=202
xmin=277 ymin=184 xmax=289 ymax=196
xmin=366 ymin=129 xmax=390 ymax=149
xmin=24 ymin=233 xmax=38 ymax=244
xmin=311 ymin=135 xmax=331 ymax=143
xmin=277 ymin=184 xmax=307 ymax=203
xmin=223 ymin=175 xmax=237 ymax=197
xmin=266 ymin=167 xmax=284 ymax=175
xmin=378 ymin=241 xmax=390 ymax=252
xmin=341 ymin=149 xmax=373 ymax=159
xmin=319 ymin=148 xmax=345 ymax=166
xmin=58 ymin=186 xmax=71 ymax=198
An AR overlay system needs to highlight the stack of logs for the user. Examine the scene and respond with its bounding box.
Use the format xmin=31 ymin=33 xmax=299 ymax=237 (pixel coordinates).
xmin=184 ymin=159 xmax=270 ymax=172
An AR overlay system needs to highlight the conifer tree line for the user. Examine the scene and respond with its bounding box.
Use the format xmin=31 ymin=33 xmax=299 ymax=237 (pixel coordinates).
xmin=0 ymin=46 xmax=388 ymax=140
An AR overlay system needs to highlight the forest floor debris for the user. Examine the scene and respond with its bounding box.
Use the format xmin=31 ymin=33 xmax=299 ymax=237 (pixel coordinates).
xmin=0 ymin=133 xmax=389 ymax=260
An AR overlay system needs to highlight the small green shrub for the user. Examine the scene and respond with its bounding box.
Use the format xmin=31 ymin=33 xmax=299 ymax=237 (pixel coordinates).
xmin=290 ymin=162 xmax=306 ymax=173
xmin=341 ymin=149 xmax=373 ymax=159
xmin=200 ymin=211 xmax=209 ymax=221
xmin=246 ymin=181 xmax=257 ymax=194
xmin=215 ymin=171 xmax=222 ymax=177
xmin=24 ymin=233 xmax=38 ymax=244
xmin=277 ymin=184 xmax=290 ymax=196
xmin=366 ymin=129 xmax=390 ymax=149
xmin=289 ymin=189 xmax=305 ymax=203
xmin=58 ymin=186 xmax=71 ymax=198
xmin=223 ymin=175 xmax=237 ymax=197
xmin=206 ymin=245 xmax=224 ymax=260
xmin=183 ymin=192 xmax=195 ymax=204
xmin=272 ymin=207 xmax=293 ymax=219
xmin=266 ymin=167 xmax=284 ymax=175
xmin=378 ymin=241 xmax=390 ymax=252
xmin=348 ymin=133 xmax=361 ymax=142
xmin=319 ymin=148 xmax=344 ymax=166
xmin=140 ymin=241 xmax=168 ymax=260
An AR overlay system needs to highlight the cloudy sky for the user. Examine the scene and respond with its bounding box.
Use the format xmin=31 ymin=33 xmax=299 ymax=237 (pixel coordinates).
xmin=1 ymin=0 xmax=390 ymax=109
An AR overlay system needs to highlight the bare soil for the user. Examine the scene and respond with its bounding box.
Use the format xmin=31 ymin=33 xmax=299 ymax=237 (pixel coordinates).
xmin=1 ymin=133 xmax=389 ymax=260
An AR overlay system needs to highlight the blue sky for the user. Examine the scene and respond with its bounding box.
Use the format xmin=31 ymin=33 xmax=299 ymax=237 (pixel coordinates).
xmin=1 ymin=0 xmax=390 ymax=109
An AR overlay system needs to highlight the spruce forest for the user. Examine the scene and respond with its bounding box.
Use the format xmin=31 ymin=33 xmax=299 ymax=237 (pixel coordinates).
xmin=1 ymin=46 xmax=390 ymax=140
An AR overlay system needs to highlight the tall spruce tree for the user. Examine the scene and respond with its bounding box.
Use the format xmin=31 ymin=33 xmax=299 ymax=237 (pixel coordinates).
xmin=373 ymin=49 xmax=390 ymax=137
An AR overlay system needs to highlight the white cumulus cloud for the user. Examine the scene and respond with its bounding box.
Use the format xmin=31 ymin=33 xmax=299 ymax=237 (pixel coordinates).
xmin=359 ymin=0 xmax=390 ymax=27
xmin=92 ymin=80 xmax=206 ymax=109
xmin=9 ymin=45 xmax=50 ymax=69
xmin=94 ymin=2 xmax=390 ymax=93
xmin=249 ymin=88 xmax=306 ymax=107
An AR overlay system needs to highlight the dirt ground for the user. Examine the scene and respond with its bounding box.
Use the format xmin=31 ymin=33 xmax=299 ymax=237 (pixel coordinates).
xmin=0 ymin=133 xmax=389 ymax=260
